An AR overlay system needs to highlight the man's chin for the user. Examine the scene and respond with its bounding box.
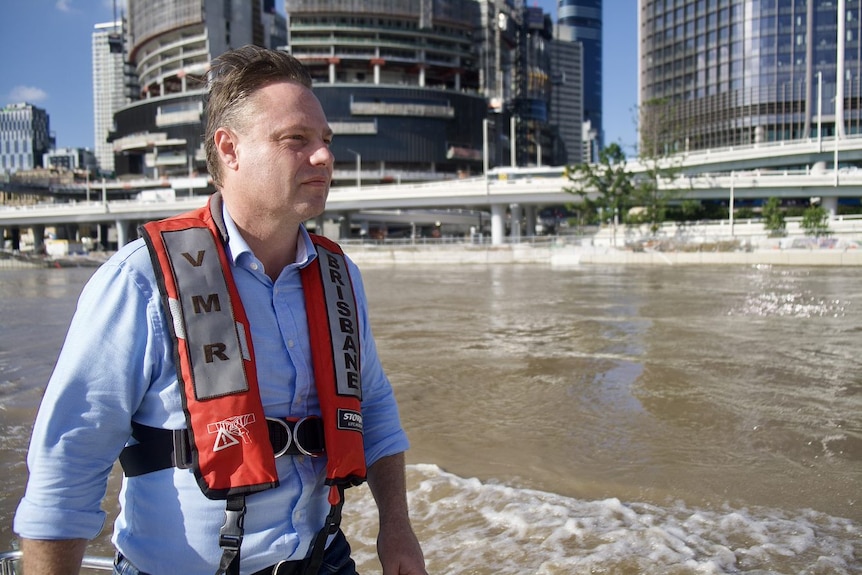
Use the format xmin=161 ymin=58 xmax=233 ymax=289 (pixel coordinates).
xmin=298 ymin=200 xmax=328 ymax=223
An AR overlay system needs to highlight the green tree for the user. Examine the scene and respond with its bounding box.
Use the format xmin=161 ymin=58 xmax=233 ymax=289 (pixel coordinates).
xmin=801 ymin=205 xmax=831 ymax=237
xmin=680 ymin=199 xmax=704 ymax=221
xmin=761 ymin=197 xmax=786 ymax=237
xmin=632 ymin=98 xmax=685 ymax=234
xmin=563 ymin=143 xmax=634 ymax=246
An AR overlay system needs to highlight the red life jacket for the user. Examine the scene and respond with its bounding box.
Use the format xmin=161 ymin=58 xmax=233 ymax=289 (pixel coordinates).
xmin=138 ymin=193 xmax=367 ymax=499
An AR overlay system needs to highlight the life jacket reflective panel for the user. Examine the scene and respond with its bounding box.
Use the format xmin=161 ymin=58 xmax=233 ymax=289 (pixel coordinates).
xmin=138 ymin=193 xmax=367 ymax=501
xmin=299 ymin=234 xmax=367 ymax=495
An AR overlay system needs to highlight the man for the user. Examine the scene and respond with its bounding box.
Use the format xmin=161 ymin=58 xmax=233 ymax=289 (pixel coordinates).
xmin=14 ymin=45 xmax=427 ymax=575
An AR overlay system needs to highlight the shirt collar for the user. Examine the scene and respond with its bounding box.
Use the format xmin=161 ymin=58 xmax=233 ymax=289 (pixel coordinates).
xmin=221 ymin=202 xmax=316 ymax=269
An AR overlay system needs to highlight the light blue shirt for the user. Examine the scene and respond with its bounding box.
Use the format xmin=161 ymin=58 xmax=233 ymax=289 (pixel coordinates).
xmin=14 ymin=208 xmax=409 ymax=574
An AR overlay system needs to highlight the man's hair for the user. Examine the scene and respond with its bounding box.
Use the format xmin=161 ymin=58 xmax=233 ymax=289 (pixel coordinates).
xmin=204 ymin=45 xmax=313 ymax=188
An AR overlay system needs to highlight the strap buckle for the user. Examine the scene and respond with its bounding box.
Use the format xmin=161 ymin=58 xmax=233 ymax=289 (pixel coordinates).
xmin=171 ymin=428 xmax=193 ymax=469
xmin=218 ymin=501 xmax=246 ymax=551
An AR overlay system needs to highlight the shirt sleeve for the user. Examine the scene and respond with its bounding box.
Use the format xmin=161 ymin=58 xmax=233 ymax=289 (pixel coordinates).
xmin=14 ymin=241 xmax=172 ymax=541
xmin=347 ymin=258 xmax=410 ymax=468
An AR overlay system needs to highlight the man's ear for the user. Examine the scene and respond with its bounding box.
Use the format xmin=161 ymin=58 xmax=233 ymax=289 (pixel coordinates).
xmin=214 ymin=127 xmax=239 ymax=172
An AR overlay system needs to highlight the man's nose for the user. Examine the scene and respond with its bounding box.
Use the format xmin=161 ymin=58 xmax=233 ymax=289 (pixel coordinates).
xmin=311 ymin=143 xmax=334 ymax=166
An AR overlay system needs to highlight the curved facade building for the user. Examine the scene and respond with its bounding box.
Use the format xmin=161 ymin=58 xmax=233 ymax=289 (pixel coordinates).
xmin=639 ymin=0 xmax=862 ymax=154
xmin=108 ymin=0 xmax=559 ymax=182
xmin=285 ymin=0 xmax=486 ymax=178
xmin=110 ymin=0 xmax=285 ymax=179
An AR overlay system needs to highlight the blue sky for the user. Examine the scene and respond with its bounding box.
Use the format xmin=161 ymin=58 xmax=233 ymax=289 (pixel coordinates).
xmin=0 ymin=0 xmax=638 ymax=159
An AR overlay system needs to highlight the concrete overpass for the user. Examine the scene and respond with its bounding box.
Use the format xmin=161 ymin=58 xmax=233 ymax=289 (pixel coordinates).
xmin=2 ymin=135 xmax=862 ymax=248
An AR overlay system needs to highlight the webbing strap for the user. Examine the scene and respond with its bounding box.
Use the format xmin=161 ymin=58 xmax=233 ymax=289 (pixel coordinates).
xmin=215 ymin=495 xmax=246 ymax=575
xmin=302 ymin=485 xmax=346 ymax=575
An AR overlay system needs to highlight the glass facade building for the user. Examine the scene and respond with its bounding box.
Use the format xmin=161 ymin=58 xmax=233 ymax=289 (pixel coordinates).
xmin=639 ymin=0 xmax=862 ymax=153
xmin=107 ymin=0 xmax=564 ymax=180
xmin=558 ymin=0 xmax=602 ymax=156
xmin=92 ymin=21 xmax=129 ymax=175
xmin=0 ymin=103 xmax=52 ymax=174
xmin=549 ymin=39 xmax=584 ymax=165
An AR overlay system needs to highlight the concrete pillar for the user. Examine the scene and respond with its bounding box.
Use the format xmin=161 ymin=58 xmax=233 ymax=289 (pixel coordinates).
xmin=319 ymin=218 xmax=341 ymax=241
xmin=339 ymin=212 xmax=352 ymax=239
xmin=525 ymin=205 xmax=537 ymax=237
xmin=32 ymin=224 xmax=45 ymax=254
xmin=490 ymin=203 xmax=506 ymax=245
xmin=99 ymin=223 xmax=110 ymax=250
xmin=509 ymin=204 xmax=522 ymax=242
xmin=822 ymin=196 xmax=839 ymax=218
xmin=116 ymin=219 xmax=128 ymax=248
xmin=10 ymin=227 xmax=21 ymax=251
xmin=329 ymin=63 xmax=336 ymax=84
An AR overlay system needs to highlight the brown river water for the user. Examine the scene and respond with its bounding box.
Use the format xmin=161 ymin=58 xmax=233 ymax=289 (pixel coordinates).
xmin=1 ymin=262 xmax=860 ymax=574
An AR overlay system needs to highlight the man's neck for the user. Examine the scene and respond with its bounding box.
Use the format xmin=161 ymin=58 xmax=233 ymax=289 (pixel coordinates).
xmin=241 ymin=221 xmax=299 ymax=280
xmin=225 ymin=199 xmax=301 ymax=280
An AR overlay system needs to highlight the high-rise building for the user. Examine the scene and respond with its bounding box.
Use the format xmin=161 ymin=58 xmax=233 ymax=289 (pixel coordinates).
xmin=558 ymin=0 xmax=602 ymax=157
xmin=107 ymin=0 xmax=562 ymax=180
xmin=285 ymin=0 xmax=490 ymax=178
xmin=44 ymin=147 xmax=98 ymax=173
xmin=0 ymin=103 xmax=53 ymax=174
xmin=514 ymin=6 xmax=555 ymax=167
xmin=549 ymin=39 xmax=583 ymax=166
xmin=109 ymin=0 xmax=286 ymax=179
xmin=639 ymin=0 xmax=862 ymax=154
xmin=479 ymin=1 xmax=559 ymax=167
xmin=92 ymin=20 xmax=129 ymax=175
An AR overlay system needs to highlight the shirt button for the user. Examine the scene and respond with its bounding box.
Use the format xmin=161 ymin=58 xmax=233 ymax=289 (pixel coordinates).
xmin=250 ymin=262 xmax=259 ymax=271
xmin=287 ymin=340 xmax=295 ymax=348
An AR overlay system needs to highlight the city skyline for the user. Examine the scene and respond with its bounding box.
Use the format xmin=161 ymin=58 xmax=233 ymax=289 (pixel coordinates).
xmin=0 ymin=0 xmax=640 ymax=162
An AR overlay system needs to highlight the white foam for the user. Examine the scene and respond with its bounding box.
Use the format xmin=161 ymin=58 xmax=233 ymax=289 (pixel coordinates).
xmin=342 ymin=464 xmax=861 ymax=574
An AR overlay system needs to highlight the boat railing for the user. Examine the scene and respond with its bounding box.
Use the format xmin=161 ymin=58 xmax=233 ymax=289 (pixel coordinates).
xmin=0 ymin=550 xmax=113 ymax=574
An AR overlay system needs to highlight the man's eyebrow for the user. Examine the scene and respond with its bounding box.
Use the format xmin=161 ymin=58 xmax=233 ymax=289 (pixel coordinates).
xmin=276 ymin=124 xmax=334 ymax=139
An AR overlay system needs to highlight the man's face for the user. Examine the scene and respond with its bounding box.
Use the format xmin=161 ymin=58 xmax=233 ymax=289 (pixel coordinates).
xmin=228 ymin=81 xmax=334 ymax=224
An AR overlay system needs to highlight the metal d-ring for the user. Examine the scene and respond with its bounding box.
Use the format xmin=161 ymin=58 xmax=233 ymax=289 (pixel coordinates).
xmin=266 ymin=417 xmax=292 ymax=458
xmin=292 ymin=416 xmax=318 ymax=457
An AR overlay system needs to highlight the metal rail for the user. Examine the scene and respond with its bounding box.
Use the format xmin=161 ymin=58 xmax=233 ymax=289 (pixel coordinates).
xmin=0 ymin=551 xmax=113 ymax=574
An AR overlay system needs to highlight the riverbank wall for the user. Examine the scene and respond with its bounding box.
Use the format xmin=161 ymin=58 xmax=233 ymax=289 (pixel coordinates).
xmin=4 ymin=238 xmax=861 ymax=269
xmin=343 ymin=240 xmax=862 ymax=267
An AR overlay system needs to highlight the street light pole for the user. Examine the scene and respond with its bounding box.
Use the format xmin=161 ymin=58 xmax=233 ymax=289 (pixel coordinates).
xmin=510 ymin=116 xmax=516 ymax=167
xmin=729 ymin=170 xmax=735 ymax=237
xmin=482 ymin=119 xmax=489 ymax=178
xmin=346 ymin=148 xmax=361 ymax=190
